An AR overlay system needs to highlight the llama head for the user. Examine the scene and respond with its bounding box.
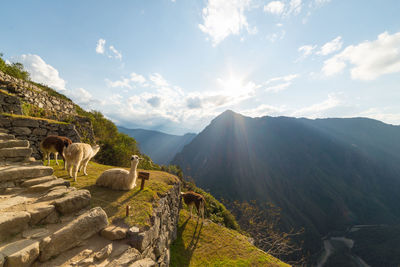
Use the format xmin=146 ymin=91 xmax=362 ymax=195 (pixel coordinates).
xmin=91 ymin=145 xmax=101 ymax=156
xmin=130 ymin=155 xmax=141 ymax=163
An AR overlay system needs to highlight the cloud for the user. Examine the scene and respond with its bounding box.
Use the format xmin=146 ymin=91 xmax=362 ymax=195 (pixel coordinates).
xmin=96 ymin=39 xmax=106 ymax=54
xmin=322 ymin=31 xmax=400 ymax=80
xmin=241 ymin=104 xmax=287 ymax=117
xmin=264 ymin=0 xmax=302 ymax=17
xmin=147 ymin=96 xmax=162 ymax=107
xmin=298 ymin=45 xmax=317 ymax=58
xmin=198 ymin=0 xmax=255 ymax=46
xmin=95 ymin=39 xmax=123 ymax=60
xmin=316 ymin=36 xmax=343 ymax=56
xmin=106 ymin=72 xmax=147 ymax=89
xmin=263 ymin=74 xmax=299 ymax=92
xmin=15 ymin=54 xmax=66 ymax=91
xmin=264 ymin=1 xmax=285 ymax=15
xmin=109 ymin=45 xmax=122 ymax=60
xmin=66 ymin=87 xmax=104 ymax=110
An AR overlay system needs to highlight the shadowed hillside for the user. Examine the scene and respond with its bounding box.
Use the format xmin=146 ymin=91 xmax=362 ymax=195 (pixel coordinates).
xmin=173 ymin=110 xmax=400 ymax=259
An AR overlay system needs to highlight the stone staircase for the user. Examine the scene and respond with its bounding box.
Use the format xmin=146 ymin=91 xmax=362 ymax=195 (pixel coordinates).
xmin=0 ymin=131 xmax=159 ymax=267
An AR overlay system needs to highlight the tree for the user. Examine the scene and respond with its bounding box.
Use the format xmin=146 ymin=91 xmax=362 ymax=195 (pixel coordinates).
xmin=230 ymin=200 xmax=304 ymax=265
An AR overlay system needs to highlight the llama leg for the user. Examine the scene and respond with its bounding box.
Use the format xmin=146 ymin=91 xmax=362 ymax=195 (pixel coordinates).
xmin=73 ymin=164 xmax=79 ymax=182
xmin=83 ymin=159 xmax=90 ymax=175
xmin=54 ymin=152 xmax=59 ymax=166
xmin=47 ymin=152 xmax=51 ymax=166
xmin=68 ymin=162 xmax=73 ymax=178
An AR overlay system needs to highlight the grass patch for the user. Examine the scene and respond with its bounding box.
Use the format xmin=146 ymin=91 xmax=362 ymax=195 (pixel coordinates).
xmin=50 ymin=160 xmax=179 ymax=228
xmin=0 ymin=89 xmax=14 ymax=96
xmin=170 ymin=210 xmax=290 ymax=267
xmin=0 ymin=113 xmax=69 ymax=124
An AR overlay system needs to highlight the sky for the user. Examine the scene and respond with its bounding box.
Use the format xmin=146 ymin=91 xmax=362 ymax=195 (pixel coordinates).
xmin=1 ymin=0 xmax=400 ymax=135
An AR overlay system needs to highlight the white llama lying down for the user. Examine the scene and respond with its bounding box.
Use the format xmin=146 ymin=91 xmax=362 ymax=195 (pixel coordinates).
xmin=64 ymin=143 xmax=100 ymax=182
xmin=96 ymin=155 xmax=141 ymax=191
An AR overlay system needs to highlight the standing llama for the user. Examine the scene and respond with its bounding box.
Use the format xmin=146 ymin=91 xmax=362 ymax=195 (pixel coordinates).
xmin=181 ymin=191 xmax=206 ymax=220
xmin=40 ymin=136 xmax=72 ymax=169
xmin=64 ymin=143 xmax=100 ymax=182
xmin=95 ymin=155 xmax=142 ymax=190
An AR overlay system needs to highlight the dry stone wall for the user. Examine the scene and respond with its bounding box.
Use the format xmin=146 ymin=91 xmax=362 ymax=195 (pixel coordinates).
xmin=0 ymin=115 xmax=80 ymax=159
xmin=0 ymin=91 xmax=22 ymax=115
xmin=126 ymin=183 xmax=181 ymax=266
xmin=0 ymin=71 xmax=76 ymax=115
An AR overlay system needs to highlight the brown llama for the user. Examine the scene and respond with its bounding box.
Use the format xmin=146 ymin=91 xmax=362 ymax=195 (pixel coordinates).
xmin=181 ymin=191 xmax=206 ymax=220
xmin=40 ymin=136 xmax=72 ymax=169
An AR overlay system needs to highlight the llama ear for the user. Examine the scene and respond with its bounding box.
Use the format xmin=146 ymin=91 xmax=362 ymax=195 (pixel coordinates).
xmin=63 ymin=140 xmax=70 ymax=147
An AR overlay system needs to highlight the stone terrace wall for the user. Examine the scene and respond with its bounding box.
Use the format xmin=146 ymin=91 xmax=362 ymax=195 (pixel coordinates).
xmin=127 ymin=183 xmax=181 ymax=266
xmin=0 ymin=70 xmax=76 ymax=115
xmin=0 ymin=114 xmax=81 ymax=159
xmin=0 ymin=91 xmax=22 ymax=115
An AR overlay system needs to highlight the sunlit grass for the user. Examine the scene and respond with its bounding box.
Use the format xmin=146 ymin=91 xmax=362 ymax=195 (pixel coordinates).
xmin=170 ymin=210 xmax=290 ymax=267
xmin=49 ymin=159 xmax=179 ymax=228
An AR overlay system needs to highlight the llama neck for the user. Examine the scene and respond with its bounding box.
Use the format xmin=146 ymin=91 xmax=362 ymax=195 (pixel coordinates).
xmin=127 ymin=161 xmax=139 ymax=183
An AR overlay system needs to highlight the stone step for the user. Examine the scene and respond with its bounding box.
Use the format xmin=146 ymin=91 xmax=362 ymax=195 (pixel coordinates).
xmin=0 ymin=133 xmax=15 ymax=141
xmin=0 ymin=238 xmax=39 ymax=266
xmin=26 ymin=203 xmax=59 ymax=225
xmin=0 ymin=139 xmax=29 ymax=149
xmin=0 ymin=165 xmax=53 ymax=183
xmin=0 ymin=147 xmax=32 ymax=159
xmin=21 ymin=175 xmax=57 ymax=187
xmin=39 ymin=207 xmax=108 ymax=262
xmin=36 ymin=187 xmax=76 ymax=203
xmin=52 ymin=189 xmax=91 ymax=215
xmin=0 ymin=211 xmax=31 ymax=242
xmin=26 ymin=179 xmax=69 ymax=193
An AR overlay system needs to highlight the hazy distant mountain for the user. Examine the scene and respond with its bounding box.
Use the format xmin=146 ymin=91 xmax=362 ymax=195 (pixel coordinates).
xmin=172 ymin=110 xmax=400 ymax=255
xmin=118 ymin=126 xmax=196 ymax=165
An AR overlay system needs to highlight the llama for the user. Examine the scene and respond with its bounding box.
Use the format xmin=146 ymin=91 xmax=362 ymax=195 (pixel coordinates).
xmin=40 ymin=136 xmax=72 ymax=169
xmin=64 ymin=143 xmax=100 ymax=182
xmin=95 ymin=155 xmax=142 ymax=190
xmin=181 ymin=191 xmax=206 ymax=220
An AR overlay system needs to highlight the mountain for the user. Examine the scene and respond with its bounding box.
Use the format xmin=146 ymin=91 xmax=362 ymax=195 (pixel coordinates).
xmin=118 ymin=126 xmax=196 ymax=165
xmin=172 ymin=110 xmax=400 ymax=257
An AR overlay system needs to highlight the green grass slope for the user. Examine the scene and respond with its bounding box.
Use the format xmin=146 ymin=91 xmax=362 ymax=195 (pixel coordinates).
xmin=170 ymin=210 xmax=289 ymax=267
xmin=51 ymin=160 xmax=179 ymax=228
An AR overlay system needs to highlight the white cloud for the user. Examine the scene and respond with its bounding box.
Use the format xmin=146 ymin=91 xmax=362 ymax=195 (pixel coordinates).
xmin=198 ymin=0 xmax=254 ymax=46
xmin=298 ymin=45 xmax=317 ymax=58
xmin=288 ymin=0 xmax=302 ymax=15
xmin=322 ymin=31 xmax=400 ymax=80
xmin=267 ymin=29 xmax=286 ymax=42
xmin=264 ymin=1 xmax=285 ymax=15
xmin=106 ymin=72 xmax=147 ymax=89
xmin=241 ymin=104 xmax=287 ymax=117
xmin=15 ymin=54 xmax=66 ymax=91
xmin=66 ymin=88 xmax=105 ymax=110
xmin=316 ymin=36 xmax=343 ymax=56
xmin=130 ymin=73 xmax=146 ymax=84
xmin=96 ymin=39 xmax=106 ymax=54
xmin=314 ymin=0 xmax=331 ymax=6
xmin=109 ymin=45 xmax=122 ymax=60
xmin=263 ymin=74 xmax=299 ymax=92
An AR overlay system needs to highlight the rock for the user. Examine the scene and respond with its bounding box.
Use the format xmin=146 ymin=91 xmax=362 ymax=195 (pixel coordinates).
xmin=0 ymin=239 xmax=39 ymax=267
xmin=0 ymin=211 xmax=30 ymax=241
xmin=12 ymin=127 xmax=31 ymax=135
xmin=21 ymin=175 xmax=56 ymax=187
xmin=0 ymin=147 xmax=32 ymax=158
xmin=129 ymin=258 xmax=157 ymax=267
xmin=110 ymin=244 xmax=130 ymax=258
xmin=32 ymin=128 xmax=47 ymax=136
xmin=12 ymin=119 xmax=39 ymax=128
xmin=37 ymin=187 xmax=74 ymax=202
xmin=27 ymin=203 xmax=56 ymax=225
xmin=52 ymin=190 xmax=91 ymax=214
xmin=0 ymin=253 xmax=4 ymax=267
xmin=27 ymin=178 xmax=68 ymax=193
xmin=22 ymin=228 xmax=50 ymax=239
xmin=101 ymin=225 xmax=128 ymax=240
xmin=94 ymin=244 xmax=112 ymax=261
xmin=77 ymin=258 xmax=94 ymax=267
xmin=0 ymin=165 xmax=53 ymax=183
xmin=0 ymin=133 xmax=14 ymax=141
xmin=39 ymin=207 xmax=108 ymax=262
xmin=0 ymin=140 xmax=29 ymax=149
xmin=106 ymin=248 xmax=141 ymax=267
